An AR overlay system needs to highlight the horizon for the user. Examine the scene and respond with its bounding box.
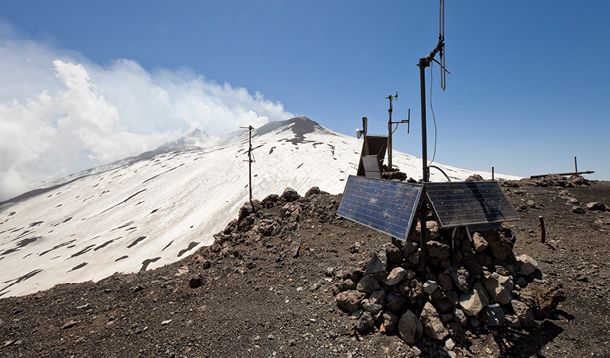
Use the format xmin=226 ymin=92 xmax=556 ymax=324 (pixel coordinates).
xmin=0 ymin=0 xmax=608 ymax=200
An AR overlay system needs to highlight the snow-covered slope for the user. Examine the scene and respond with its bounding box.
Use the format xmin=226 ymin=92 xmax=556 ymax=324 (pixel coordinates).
xmin=0 ymin=116 xmax=519 ymax=297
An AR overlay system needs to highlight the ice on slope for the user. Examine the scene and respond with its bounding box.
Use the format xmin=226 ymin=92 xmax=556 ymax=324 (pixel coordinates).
xmin=0 ymin=116 xmax=519 ymax=297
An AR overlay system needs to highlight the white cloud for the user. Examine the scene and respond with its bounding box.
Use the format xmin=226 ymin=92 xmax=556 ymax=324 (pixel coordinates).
xmin=0 ymin=25 xmax=293 ymax=201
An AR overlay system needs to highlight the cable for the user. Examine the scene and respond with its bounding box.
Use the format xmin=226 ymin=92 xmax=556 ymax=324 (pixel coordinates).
xmin=429 ymin=61 xmax=438 ymax=165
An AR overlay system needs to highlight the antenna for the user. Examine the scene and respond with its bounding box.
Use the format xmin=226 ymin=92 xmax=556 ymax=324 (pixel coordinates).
xmin=386 ymin=92 xmax=411 ymax=170
xmin=239 ymin=125 xmax=255 ymax=206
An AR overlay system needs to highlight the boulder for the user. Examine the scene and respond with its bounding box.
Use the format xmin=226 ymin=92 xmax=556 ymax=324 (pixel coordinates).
xmin=356 ymin=311 xmax=376 ymax=333
xmin=426 ymin=240 xmax=451 ymax=260
xmin=357 ymin=275 xmax=381 ymax=293
xmin=466 ymin=174 xmax=484 ymax=182
xmin=282 ymin=187 xmax=300 ymax=202
xmin=484 ymin=230 xmax=515 ymax=261
xmin=483 ymin=272 xmax=513 ymax=305
xmin=380 ymin=311 xmax=398 ymax=334
xmin=481 ymin=305 xmax=506 ymax=327
xmin=238 ymin=202 xmax=255 ymax=221
xmin=511 ymin=299 xmax=536 ymax=328
xmin=336 ymin=290 xmax=365 ymax=313
xmin=420 ymin=302 xmax=449 ymax=340
xmin=438 ymin=272 xmax=453 ymax=291
xmin=336 ymin=279 xmax=356 ymax=293
xmin=385 ymin=267 xmax=407 ymax=286
xmin=453 ymin=307 xmax=468 ymax=327
xmin=423 ymin=280 xmax=439 ymax=295
xmin=364 ymin=252 xmax=387 ymax=279
xmin=385 ymin=293 xmax=408 ymax=314
xmin=398 ymin=310 xmax=423 ymax=345
xmin=586 ymin=201 xmax=607 ymax=211
xmin=516 ymin=254 xmax=538 ymax=276
xmin=401 ymin=241 xmax=418 ymax=257
xmin=361 ymin=298 xmax=383 ymax=315
xmin=572 ymin=205 xmax=586 ymax=214
xmin=304 ymin=186 xmax=321 ymax=197
xmin=519 ymin=281 xmax=566 ymax=318
xmin=472 ymin=232 xmax=489 ymax=253
xmin=450 ymin=266 xmax=470 ymax=292
xmin=261 ymin=194 xmax=280 ymax=208
xmin=459 ymin=283 xmax=489 ymax=316
xmin=377 ymin=243 xmax=402 ymax=268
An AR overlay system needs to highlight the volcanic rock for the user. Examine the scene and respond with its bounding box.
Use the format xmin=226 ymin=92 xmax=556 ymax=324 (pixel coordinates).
xmin=459 ymin=283 xmax=489 ymax=316
xmin=585 ymin=201 xmax=607 ymax=211
xmin=398 ymin=310 xmax=423 ymax=345
xmin=466 ymin=174 xmax=484 ymax=181
xmin=356 ymin=311 xmax=375 ymax=333
xmin=426 ymin=240 xmax=450 ymax=260
xmin=511 ymin=299 xmax=536 ymax=328
xmin=485 ymin=230 xmax=515 ymax=261
xmin=472 ymin=232 xmax=489 ymax=253
xmin=516 ymin=254 xmax=538 ymax=276
xmin=423 ymin=280 xmax=438 ymax=295
xmin=282 ymin=187 xmax=300 ymax=202
xmin=481 ymin=305 xmax=506 ymax=327
xmin=364 ymin=252 xmax=386 ymax=279
xmin=519 ymin=281 xmax=566 ymax=318
xmin=380 ymin=311 xmax=398 ymax=334
xmin=380 ymin=243 xmax=403 ymax=268
xmin=385 ymin=293 xmax=407 ymax=314
xmin=361 ymin=298 xmax=383 ymax=315
xmin=385 ymin=267 xmax=407 ymax=286
xmin=572 ymin=206 xmax=586 ymax=214
xmin=304 ymin=186 xmax=321 ymax=197
xmin=483 ymin=272 xmax=513 ymax=305
xmin=357 ymin=275 xmax=381 ymax=293
xmin=336 ymin=290 xmax=365 ymax=313
xmin=450 ymin=266 xmax=470 ymax=292
xmin=420 ymin=302 xmax=449 ymax=340
xmin=438 ymin=272 xmax=453 ymax=291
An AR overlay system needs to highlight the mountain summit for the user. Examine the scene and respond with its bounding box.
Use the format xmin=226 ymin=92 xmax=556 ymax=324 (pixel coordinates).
xmin=0 ymin=117 xmax=517 ymax=297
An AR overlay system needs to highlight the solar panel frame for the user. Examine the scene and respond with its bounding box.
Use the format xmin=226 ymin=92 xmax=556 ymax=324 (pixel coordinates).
xmin=337 ymin=175 xmax=423 ymax=240
xmin=425 ymin=181 xmax=519 ymax=228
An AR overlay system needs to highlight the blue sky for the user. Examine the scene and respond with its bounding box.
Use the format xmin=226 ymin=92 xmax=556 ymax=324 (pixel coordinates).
xmin=1 ymin=0 xmax=609 ymax=179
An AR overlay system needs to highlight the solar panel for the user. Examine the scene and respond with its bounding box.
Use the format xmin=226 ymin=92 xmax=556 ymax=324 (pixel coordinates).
xmin=425 ymin=181 xmax=519 ymax=228
xmin=337 ymin=175 xmax=422 ymax=240
xmin=362 ymin=155 xmax=382 ymax=178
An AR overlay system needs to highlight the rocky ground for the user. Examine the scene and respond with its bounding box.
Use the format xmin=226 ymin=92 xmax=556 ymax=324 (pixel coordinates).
xmin=1 ymin=177 xmax=609 ymax=357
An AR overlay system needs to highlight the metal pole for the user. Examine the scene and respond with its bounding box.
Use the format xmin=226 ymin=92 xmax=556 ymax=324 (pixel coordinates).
xmin=248 ymin=125 xmax=253 ymax=204
xmin=419 ymin=60 xmax=429 ymax=182
xmin=574 ymin=156 xmax=578 ymax=173
xmin=492 ymin=166 xmax=495 ymax=181
xmin=418 ymin=59 xmax=429 ymax=272
xmin=387 ymin=95 xmax=394 ymax=170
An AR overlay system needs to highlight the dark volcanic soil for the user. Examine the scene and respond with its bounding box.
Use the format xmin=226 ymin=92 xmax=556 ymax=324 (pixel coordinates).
xmin=1 ymin=181 xmax=609 ymax=357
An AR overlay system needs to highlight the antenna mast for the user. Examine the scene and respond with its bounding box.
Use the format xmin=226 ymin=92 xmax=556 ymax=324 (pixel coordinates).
xmin=418 ymin=0 xmax=448 ymax=183
xmin=386 ymin=92 xmax=411 ymax=170
xmin=417 ymin=0 xmax=448 ymax=271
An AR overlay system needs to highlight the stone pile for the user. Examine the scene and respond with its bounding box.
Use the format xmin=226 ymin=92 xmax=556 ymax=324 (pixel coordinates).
xmin=333 ymin=221 xmax=565 ymax=351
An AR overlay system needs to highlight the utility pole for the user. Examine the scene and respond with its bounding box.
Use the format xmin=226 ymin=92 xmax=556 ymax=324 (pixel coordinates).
xmin=386 ymin=93 xmax=410 ymax=171
xmin=240 ymin=125 xmax=255 ymax=205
